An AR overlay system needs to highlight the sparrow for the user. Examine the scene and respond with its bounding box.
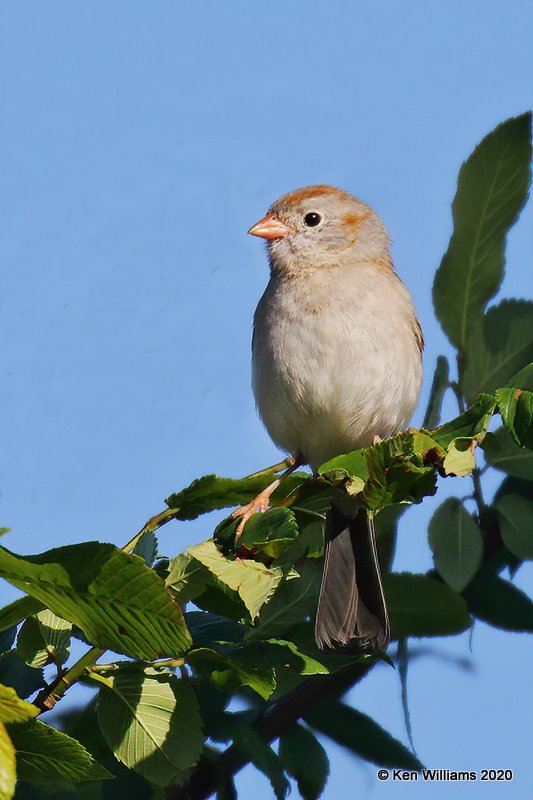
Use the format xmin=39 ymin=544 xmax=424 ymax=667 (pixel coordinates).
xmin=234 ymin=185 xmax=423 ymax=652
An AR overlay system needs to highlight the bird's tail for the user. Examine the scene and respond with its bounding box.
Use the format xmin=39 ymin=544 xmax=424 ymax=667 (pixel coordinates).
xmin=315 ymin=503 xmax=389 ymax=652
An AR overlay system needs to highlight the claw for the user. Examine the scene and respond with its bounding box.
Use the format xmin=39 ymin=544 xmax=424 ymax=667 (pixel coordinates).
xmin=232 ymin=490 xmax=272 ymax=538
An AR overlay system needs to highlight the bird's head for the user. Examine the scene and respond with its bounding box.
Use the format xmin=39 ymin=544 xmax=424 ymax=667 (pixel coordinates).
xmin=248 ymin=185 xmax=391 ymax=275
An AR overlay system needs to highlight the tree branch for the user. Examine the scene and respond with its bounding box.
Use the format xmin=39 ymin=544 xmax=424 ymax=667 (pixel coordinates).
xmin=166 ymin=661 xmax=371 ymax=800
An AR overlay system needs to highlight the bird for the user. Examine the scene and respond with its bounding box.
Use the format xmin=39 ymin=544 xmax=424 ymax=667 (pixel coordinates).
xmin=233 ymin=185 xmax=423 ymax=652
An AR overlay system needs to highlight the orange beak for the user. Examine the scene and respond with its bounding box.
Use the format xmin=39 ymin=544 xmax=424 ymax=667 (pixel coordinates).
xmin=248 ymin=213 xmax=291 ymax=240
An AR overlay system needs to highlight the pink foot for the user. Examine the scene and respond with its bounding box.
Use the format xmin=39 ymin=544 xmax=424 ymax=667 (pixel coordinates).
xmin=231 ymin=490 xmax=272 ymax=538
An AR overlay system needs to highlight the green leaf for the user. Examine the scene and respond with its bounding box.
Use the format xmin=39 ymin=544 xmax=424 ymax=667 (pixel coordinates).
xmin=215 ymin=713 xmax=290 ymax=800
xmin=187 ymin=540 xmax=282 ymax=620
xmin=0 ymin=543 xmax=191 ymax=661
xmin=186 ymin=647 xmax=276 ymax=700
xmin=184 ymin=611 xmax=245 ymax=646
xmin=423 ymin=355 xmax=450 ymax=429
xmin=383 ymin=572 xmax=471 ymax=637
xmin=0 ymin=651 xmax=44 ymax=699
xmin=428 ymin=498 xmax=484 ymax=591
xmin=508 ymin=362 xmax=533 ymax=391
xmin=496 ymin=387 xmax=533 ymax=449
xmin=362 ymin=432 xmax=439 ymax=510
xmin=17 ymin=611 xmax=72 ymax=669
xmin=214 ymin=507 xmax=299 ymax=562
xmin=7 ymin=719 xmax=112 ymax=783
xmin=96 ymin=668 xmax=203 ymax=787
xmin=433 ymin=113 xmax=532 ymax=352
xmin=0 ymin=596 xmax=46 ymax=633
xmin=0 ymin=630 xmax=15 ymax=657
xmin=279 ymin=723 xmax=329 ymax=800
xmin=463 ymin=568 xmax=533 ymax=631
xmin=165 ymin=470 xmax=308 ymax=520
xmin=494 ymin=494 xmax=533 ymax=560
xmin=0 ymin=684 xmax=38 ymax=724
xmin=462 ymin=300 xmax=533 ymax=402
xmin=0 ymin=721 xmax=15 ymax=800
xmin=132 ymin=532 xmax=158 ymax=567
xmin=482 ymin=427 xmax=533 ymax=480
xmin=306 ymin=700 xmax=423 ymax=770
xmin=430 ymin=393 xmax=496 ymax=448
xmin=246 ymin=560 xmax=322 ymax=642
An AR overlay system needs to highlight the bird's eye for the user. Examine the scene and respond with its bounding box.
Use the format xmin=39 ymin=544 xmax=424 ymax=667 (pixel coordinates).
xmin=303 ymin=212 xmax=322 ymax=228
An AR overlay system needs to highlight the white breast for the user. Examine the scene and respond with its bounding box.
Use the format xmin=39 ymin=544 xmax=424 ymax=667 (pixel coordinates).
xmin=252 ymin=264 xmax=423 ymax=471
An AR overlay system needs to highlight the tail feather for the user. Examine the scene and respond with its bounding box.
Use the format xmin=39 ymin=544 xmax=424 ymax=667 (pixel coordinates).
xmin=315 ymin=504 xmax=389 ymax=653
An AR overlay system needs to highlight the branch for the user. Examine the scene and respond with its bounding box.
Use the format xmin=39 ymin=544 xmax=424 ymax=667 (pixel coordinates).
xmin=166 ymin=661 xmax=371 ymax=800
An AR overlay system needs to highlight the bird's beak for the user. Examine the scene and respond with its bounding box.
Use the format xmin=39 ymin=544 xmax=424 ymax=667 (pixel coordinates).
xmin=248 ymin=214 xmax=291 ymax=240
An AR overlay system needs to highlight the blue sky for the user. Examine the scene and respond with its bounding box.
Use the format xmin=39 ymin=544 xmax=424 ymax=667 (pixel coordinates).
xmin=1 ymin=1 xmax=532 ymax=797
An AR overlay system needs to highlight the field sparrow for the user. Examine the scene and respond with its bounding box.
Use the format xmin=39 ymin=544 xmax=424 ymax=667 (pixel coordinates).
xmin=235 ymin=185 xmax=423 ymax=652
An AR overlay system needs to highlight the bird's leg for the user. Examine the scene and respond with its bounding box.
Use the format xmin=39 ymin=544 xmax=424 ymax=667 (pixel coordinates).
xmin=232 ymin=457 xmax=303 ymax=539
xmin=373 ymin=435 xmax=382 ymax=445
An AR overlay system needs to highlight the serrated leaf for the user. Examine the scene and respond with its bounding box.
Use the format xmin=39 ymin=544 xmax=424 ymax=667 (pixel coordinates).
xmin=279 ymin=723 xmax=329 ymax=800
xmin=187 ymin=540 xmax=282 ymax=620
xmin=216 ymin=713 xmax=290 ymax=800
xmin=430 ymin=393 xmax=496 ymax=448
xmin=17 ymin=611 xmax=72 ymax=669
xmin=496 ymin=387 xmax=533 ymax=449
xmin=428 ymin=499 xmax=484 ymax=591
xmin=0 ymin=543 xmax=191 ymax=661
xmin=384 ymin=572 xmax=471 ymax=637
xmin=463 ymin=568 xmax=533 ymax=631
xmin=186 ymin=647 xmax=276 ymax=700
xmin=0 ymin=720 xmax=15 ymax=800
xmin=494 ymin=494 xmax=533 ymax=560
xmin=0 ymin=651 xmax=44 ymax=699
xmin=96 ymin=668 xmax=203 ymax=786
xmin=482 ymin=427 xmax=533 ymax=480
xmin=362 ymin=432 xmax=439 ymax=510
xmin=7 ymin=719 xmax=112 ymax=783
xmin=0 ymin=596 xmax=46 ymax=634
xmin=423 ymin=355 xmax=451 ymax=429
xmin=215 ymin=507 xmax=299 ymax=562
xmin=246 ymin=559 xmax=322 ymax=642
xmin=165 ymin=470 xmax=307 ymax=520
xmin=462 ymin=300 xmax=533 ymax=402
xmin=306 ymin=700 xmax=423 ymax=769
xmin=0 ymin=684 xmax=38 ymax=724
xmin=132 ymin=532 xmax=158 ymax=567
xmin=433 ymin=113 xmax=532 ymax=351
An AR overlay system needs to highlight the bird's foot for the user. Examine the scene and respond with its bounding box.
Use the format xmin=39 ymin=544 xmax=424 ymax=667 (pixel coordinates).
xmin=232 ymin=487 xmax=276 ymax=539
xmin=373 ymin=435 xmax=382 ymax=445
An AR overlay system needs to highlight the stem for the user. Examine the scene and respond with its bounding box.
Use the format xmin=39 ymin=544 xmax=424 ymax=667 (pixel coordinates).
xmin=34 ymin=646 xmax=105 ymax=713
xmin=449 ymin=381 xmax=466 ymax=413
xmin=471 ymin=468 xmax=486 ymax=517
